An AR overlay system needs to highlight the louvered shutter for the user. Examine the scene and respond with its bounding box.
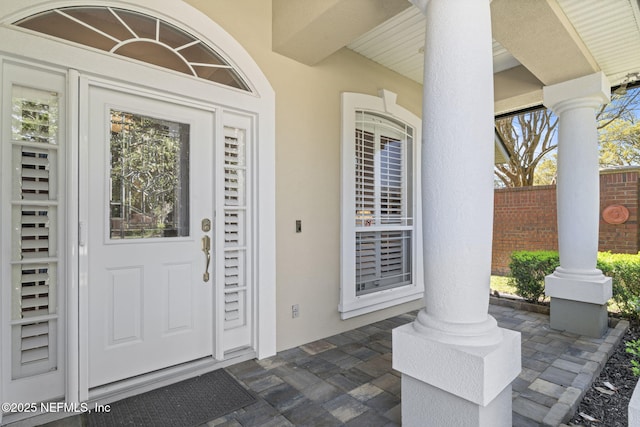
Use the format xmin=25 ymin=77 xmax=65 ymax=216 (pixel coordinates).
xmin=354 ymin=112 xmax=413 ymax=296
xmin=10 ymin=87 xmax=60 ymax=379
xmin=221 ymin=126 xmax=250 ymax=350
xmin=355 ymin=129 xmax=375 ymax=226
xmin=380 ymin=137 xmax=403 ymax=224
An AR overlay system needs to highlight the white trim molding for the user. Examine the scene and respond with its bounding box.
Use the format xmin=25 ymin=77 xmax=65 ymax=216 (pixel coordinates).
xmin=339 ymin=90 xmax=424 ymax=319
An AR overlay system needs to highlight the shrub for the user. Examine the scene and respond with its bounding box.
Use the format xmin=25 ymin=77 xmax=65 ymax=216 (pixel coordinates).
xmin=598 ymin=252 xmax=640 ymax=321
xmin=508 ymin=251 xmax=559 ymax=303
xmin=626 ymin=339 xmax=640 ymax=376
xmin=508 ymin=250 xmax=640 ymax=321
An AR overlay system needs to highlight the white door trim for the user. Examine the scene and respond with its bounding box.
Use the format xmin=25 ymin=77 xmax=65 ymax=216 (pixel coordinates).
xmin=66 ymin=68 xmax=81 ymax=405
xmin=0 ymin=0 xmax=275 ymax=413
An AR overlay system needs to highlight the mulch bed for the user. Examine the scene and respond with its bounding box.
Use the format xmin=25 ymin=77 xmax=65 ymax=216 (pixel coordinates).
xmin=568 ymin=325 xmax=640 ymax=426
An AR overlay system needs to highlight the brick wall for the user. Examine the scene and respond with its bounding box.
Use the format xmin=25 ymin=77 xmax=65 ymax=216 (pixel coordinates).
xmin=599 ymin=169 xmax=640 ymax=253
xmin=492 ymin=185 xmax=558 ymax=275
xmin=492 ymin=168 xmax=640 ymax=275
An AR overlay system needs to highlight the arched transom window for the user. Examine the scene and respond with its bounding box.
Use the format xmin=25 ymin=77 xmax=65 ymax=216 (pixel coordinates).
xmin=14 ymin=6 xmax=250 ymax=91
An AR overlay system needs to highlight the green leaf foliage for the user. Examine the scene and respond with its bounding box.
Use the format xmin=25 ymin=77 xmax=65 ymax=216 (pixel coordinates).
xmin=508 ymin=251 xmax=559 ymax=303
xmin=626 ymin=339 xmax=640 ymax=377
xmin=599 ymin=118 xmax=640 ymax=168
xmin=509 ymin=250 xmax=640 ymax=321
xmin=598 ymin=252 xmax=640 ymax=320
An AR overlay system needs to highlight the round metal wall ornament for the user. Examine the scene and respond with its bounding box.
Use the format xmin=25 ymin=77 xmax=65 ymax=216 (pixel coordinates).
xmin=602 ymin=204 xmax=630 ymax=224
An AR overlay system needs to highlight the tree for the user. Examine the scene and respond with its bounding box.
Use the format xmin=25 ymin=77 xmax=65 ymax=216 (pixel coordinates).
xmin=597 ymin=85 xmax=640 ymax=129
xmin=494 ymin=109 xmax=557 ymax=187
xmin=599 ymin=118 xmax=640 ymax=167
xmin=598 ymin=85 xmax=640 ymax=168
xmin=533 ymin=156 xmax=557 ymax=185
xmin=495 ymin=85 xmax=640 ymax=187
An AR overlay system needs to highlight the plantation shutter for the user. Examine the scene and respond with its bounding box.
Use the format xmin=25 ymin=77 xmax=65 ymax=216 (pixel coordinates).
xmin=221 ymin=124 xmax=251 ymax=351
xmin=10 ymin=86 xmax=60 ymax=379
xmin=354 ymin=111 xmax=413 ymax=296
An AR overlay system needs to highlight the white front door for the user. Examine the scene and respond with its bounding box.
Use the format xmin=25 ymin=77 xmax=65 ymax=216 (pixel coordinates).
xmin=86 ymin=84 xmax=215 ymax=388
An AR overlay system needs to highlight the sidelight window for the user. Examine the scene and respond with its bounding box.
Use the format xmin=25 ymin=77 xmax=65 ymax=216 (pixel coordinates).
xmin=10 ymin=85 xmax=61 ymax=379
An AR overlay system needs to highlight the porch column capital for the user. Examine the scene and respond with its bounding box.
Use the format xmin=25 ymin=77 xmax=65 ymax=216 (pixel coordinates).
xmin=543 ymin=71 xmax=610 ymax=114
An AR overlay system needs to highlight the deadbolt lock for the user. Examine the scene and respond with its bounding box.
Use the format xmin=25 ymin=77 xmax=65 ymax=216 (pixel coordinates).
xmin=202 ymin=218 xmax=211 ymax=232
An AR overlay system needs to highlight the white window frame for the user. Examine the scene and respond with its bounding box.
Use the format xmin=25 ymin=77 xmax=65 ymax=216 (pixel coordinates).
xmin=340 ymin=90 xmax=423 ymax=319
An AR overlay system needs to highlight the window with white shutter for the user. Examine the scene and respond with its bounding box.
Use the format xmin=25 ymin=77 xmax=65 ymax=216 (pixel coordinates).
xmin=9 ymin=86 xmax=61 ymax=378
xmin=340 ymin=91 xmax=423 ymax=319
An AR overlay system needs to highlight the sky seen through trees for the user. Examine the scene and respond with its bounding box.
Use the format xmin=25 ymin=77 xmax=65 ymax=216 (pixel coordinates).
xmin=494 ymin=84 xmax=640 ymax=188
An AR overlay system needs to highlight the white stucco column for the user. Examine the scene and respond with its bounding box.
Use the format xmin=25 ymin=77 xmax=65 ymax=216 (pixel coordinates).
xmin=392 ymin=1 xmax=521 ymax=426
xmin=543 ymin=72 xmax=612 ymax=337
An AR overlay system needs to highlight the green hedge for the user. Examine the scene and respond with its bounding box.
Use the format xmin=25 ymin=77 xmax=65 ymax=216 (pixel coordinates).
xmin=509 ymin=250 xmax=640 ymax=321
xmin=598 ymin=252 xmax=640 ymax=320
xmin=508 ymin=251 xmax=559 ymax=303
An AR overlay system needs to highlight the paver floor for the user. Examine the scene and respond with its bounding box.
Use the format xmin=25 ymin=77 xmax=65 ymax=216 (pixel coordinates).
xmin=212 ymin=302 xmax=628 ymax=427
xmin=30 ymin=301 xmax=628 ymax=427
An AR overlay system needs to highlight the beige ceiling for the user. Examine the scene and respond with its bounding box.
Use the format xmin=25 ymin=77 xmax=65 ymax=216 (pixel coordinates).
xmin=273 ymin=0 xmax=640 ymax=115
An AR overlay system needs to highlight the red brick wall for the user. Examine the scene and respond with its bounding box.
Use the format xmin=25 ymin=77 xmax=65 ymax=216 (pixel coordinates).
xmin=492 ymin=169 xmax=640 ymax=275
xmin=492 ymin=185 xmax=558 ymax=275
xmin=599 ymin=170 xmax=639 ymax=253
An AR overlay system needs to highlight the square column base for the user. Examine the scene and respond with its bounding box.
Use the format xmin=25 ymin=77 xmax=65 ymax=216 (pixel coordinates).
xmin=402 ymin=375 xmax=512 ymax=427
xmin=550 ymin=298 xmax=608 ymax=338
xmin=545 ymin=273 xmax=612 ymax=338
xmin=393 ymin=323 xmax=521 ymax=427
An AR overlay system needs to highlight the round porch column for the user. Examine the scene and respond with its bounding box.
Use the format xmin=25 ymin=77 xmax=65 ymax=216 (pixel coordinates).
xmin=413 ymin=0 xmax=499 ymax=346
xmin=392 ymin=1 xmax=521 ymax=426
xmin=543 ymin=73 xmax=612 ymax=338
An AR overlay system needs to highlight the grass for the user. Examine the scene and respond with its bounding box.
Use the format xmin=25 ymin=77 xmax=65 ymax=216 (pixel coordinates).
xmin=490 ymin=275 xmax=517 ymax=295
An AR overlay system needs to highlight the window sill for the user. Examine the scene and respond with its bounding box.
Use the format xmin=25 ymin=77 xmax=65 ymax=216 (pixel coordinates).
xmin=339 ymin=286 xmax=423 ymax=320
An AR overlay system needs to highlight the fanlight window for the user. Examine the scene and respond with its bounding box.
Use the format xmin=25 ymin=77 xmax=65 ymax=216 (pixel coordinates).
xmin=14 ymin=6 xmax=250 ymax=91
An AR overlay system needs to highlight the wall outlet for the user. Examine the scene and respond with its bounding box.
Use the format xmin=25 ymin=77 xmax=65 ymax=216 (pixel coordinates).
xmin=292 ymin=304 xmax=299 ymax=318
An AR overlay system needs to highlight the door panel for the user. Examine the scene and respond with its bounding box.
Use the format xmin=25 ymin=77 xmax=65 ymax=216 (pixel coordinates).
xmin=164 ymin=262 xmax=194 ymax=332
xmin=107 ymin=267 xmax=142 ymax=344
xmin=86 ymin=85 xmax=214 ymax=387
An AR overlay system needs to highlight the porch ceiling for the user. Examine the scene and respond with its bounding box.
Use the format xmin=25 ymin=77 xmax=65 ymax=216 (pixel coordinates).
xmin=272 ymin=0 xmax=640 ymax=115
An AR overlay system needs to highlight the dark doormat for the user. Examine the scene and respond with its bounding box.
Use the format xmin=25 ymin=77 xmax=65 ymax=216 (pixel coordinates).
xmin=85 ymin=369 xmax=256 ymax=427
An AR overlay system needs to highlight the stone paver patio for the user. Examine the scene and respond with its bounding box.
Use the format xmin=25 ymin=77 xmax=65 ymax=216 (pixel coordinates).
xmin=213 ymin=302 xmax=628 ymax=427
xmin=36 ymin=301 xmax=628 ymax=427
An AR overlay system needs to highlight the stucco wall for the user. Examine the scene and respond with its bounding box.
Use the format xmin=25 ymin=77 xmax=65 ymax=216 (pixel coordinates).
xmin=186 ymin=0 xmax=425 ymax=351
